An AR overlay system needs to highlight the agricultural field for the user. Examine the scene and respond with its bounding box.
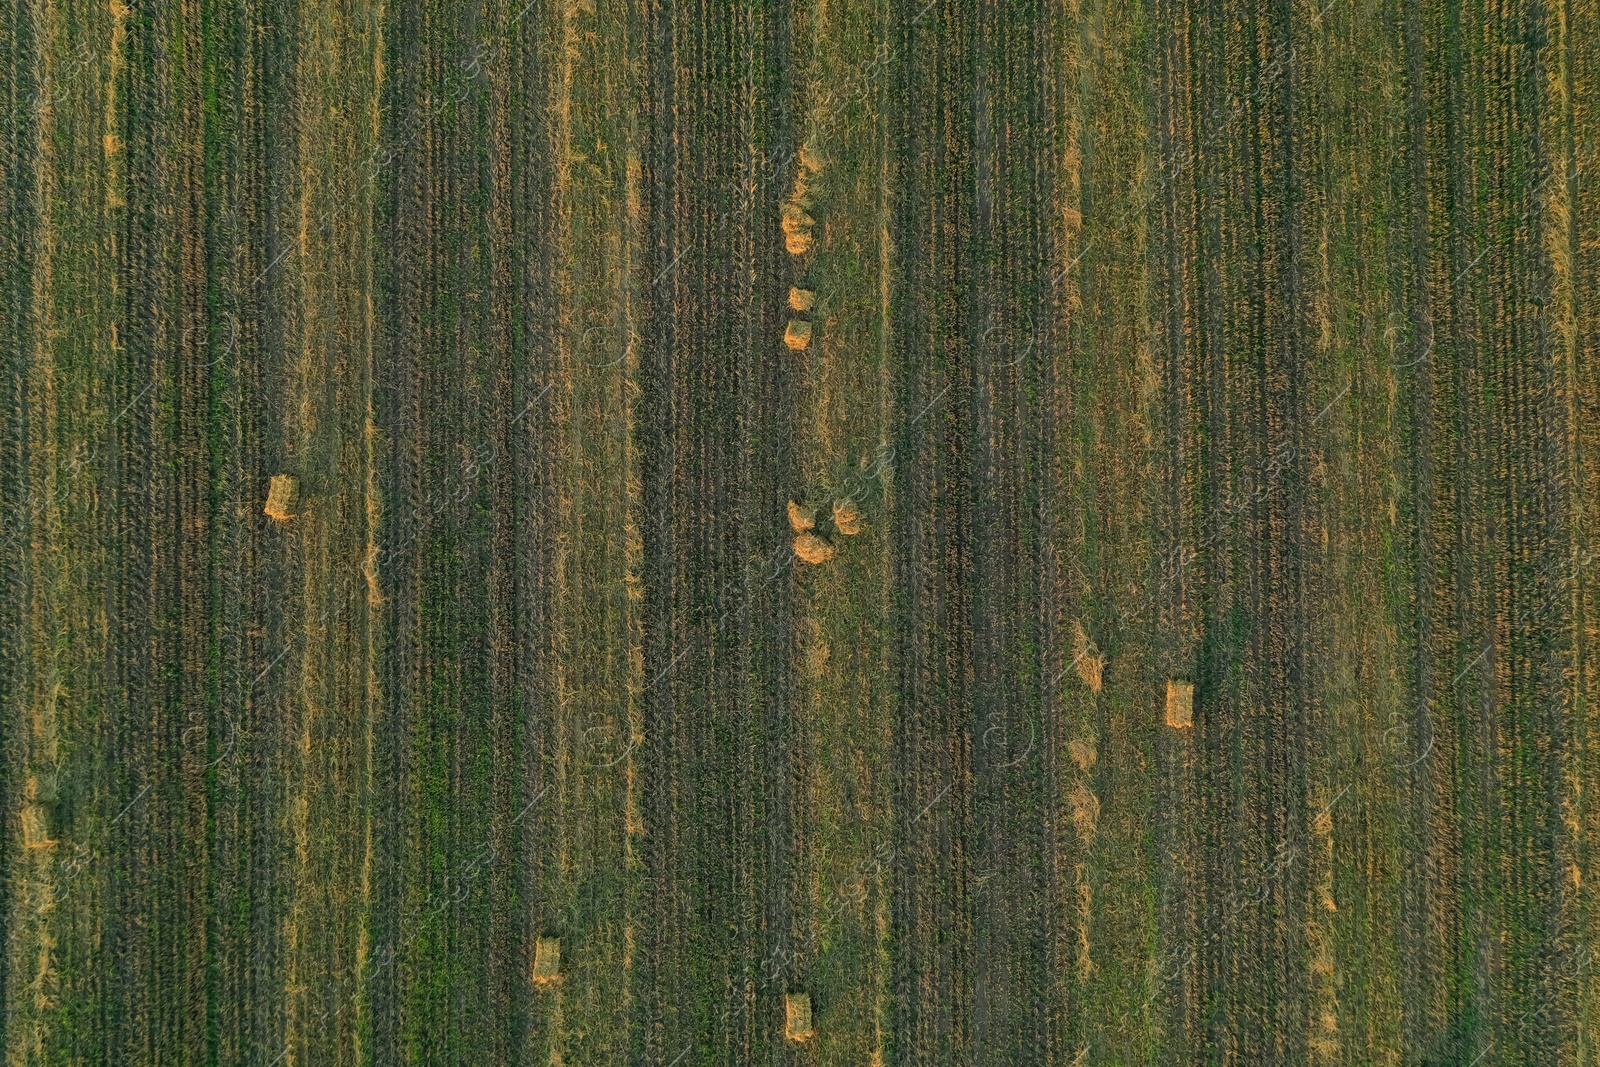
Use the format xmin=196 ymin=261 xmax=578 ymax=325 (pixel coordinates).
xmin=3 ymin=0 xmax=1599 ymax=1063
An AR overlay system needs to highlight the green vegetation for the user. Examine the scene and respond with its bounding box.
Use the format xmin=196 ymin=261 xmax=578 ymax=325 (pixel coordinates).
xmin=4 ymin=0 xmax=1599 ymax=1063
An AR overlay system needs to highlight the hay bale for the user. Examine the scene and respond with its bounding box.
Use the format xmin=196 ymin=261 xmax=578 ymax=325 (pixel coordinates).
xmin=780 ymin=204 xmax=814 ymax=235
xmin=780 ymin=198 xmax=817 ymax=255
xmin=784 ymin=320 xmax=813 ymax=351
xmin=793 ymin=532 xmax=835 ymax=565
xmin=788 ymin=500 xmax=816 ymax=532
xmin=531 ymin=936 xmax=561 ymax=983
xmin=1165 ymin=680 xmax=1194 ymax=728
xmin=832 ymin=498 xmax=861 ymax=536
xmin=785 ymin=992 xmax=814 ymax=1041
xmin=264 ymin=474 xmax=298 ymax=522
xmin=788 ymin=286 xmax=815 ymax=311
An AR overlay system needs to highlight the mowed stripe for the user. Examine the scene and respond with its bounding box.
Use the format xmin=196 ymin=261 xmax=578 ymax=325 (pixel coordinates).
xmin=887 ymin=3 xmax=976 ymax=1063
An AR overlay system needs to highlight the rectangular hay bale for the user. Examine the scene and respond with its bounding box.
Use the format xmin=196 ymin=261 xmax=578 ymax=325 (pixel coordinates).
xmin=1165 ymin=679 xmax=1194 ymax=728
xmin=263 ymin=474 xmax=298 ymax=522
xmin=785 ymin=992 xmax=814 ymax=1041
xmin=532 ymin=936 xmax=561 ymax=983
xmin=783 ymin=319 xmax=813 ymax=351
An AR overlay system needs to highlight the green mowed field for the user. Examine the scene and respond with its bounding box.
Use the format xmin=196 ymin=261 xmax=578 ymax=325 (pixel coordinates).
xmin=4 ymin=0 xmax=1599 ymax=1063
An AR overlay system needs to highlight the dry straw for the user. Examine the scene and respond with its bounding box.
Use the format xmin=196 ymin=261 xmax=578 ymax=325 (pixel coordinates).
xmin=263 ymin=474 xmax=298 ymax=522
xmin=793 ymin=532 xmax=835 ymax=565
xmin=1165 ymin=680 xmax=1194 ymax=729
xmin=1072 ymin=621 xmax=1103 ymax=693
xmin=785 ymin=993 xmax=814 ymax=1041
xmin=531 ymin=937 xmax=561 ymax=984
xmin=784 ymin=320 xmax=813 ymax=351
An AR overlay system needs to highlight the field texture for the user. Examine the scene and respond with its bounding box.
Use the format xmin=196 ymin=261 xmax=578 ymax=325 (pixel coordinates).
xmin=4 ymin=0 xmax=1600 ymax=1063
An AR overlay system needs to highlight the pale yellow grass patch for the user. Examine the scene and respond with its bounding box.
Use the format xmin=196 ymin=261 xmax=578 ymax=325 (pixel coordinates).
xmin=1072 ymin=621 xmax=1103 ymax=692
xmin=1069 ymin=780 xmax=1099 ymax=843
